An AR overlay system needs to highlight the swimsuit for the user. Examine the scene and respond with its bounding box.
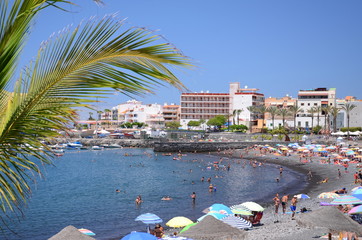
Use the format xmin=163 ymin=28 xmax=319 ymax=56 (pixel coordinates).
xmin=290 ymin=205 xmax=296 ymax=211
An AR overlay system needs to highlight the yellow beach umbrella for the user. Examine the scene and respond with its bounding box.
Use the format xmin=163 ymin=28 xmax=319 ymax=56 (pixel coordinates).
xmin=166 ymin=216 xmax=193 ymax=228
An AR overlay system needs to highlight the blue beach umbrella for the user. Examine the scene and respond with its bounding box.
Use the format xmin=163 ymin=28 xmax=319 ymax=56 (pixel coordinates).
xmin=135 ymin=213 xmax=163 ymax=224
xmin=208 ymin=203 xmax=233 ymax=215
xmin=197 ymin=212 xmax=227 ymax=222
xmin=352 ymin=189 xmax=362 ymax=200
xmin=296 ymin=194 xmax=310 ymax=199
xmin=135 ymin=213 xmax=162 ymax=233
xmin=121 ymin=231 xmax=157 ymax=240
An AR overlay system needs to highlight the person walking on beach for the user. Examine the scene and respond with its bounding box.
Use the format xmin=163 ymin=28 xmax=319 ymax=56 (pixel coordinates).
xmin=279 ymin=166 xmax=283 ymax=176
xmin=307 ymin=170 xmax=313 ymax=180
xmin=338 ymin=169 xmax=342 ymax=179
xmin=290 ymin=196 xmax=298 ymax=220
xmin=281 ymin=194 xmax=289 ymax=214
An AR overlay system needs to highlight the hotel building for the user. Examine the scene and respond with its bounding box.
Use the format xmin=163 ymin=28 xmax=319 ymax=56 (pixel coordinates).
xmin=295 ymin=87 xmax=336 ymax=130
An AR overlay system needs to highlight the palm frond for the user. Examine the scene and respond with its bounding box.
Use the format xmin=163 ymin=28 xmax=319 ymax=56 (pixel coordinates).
xmin=0 ymin=12 xmax=192 ymax=214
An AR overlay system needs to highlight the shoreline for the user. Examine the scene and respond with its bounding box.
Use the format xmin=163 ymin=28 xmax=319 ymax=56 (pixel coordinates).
xmin=228 ymin=148 xmax=358 ymax=240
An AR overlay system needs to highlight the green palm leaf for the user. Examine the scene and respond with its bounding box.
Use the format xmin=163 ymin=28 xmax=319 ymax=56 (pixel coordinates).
xmin=0 ymin=1 xmax=192 ymax=216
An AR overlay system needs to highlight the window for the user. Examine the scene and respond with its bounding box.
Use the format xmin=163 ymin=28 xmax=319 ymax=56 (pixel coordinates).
xmin=307 ymin=103 xmax=310 ymax=106
xmin=301 ymin=103 xmax=304 ymax=106
xmin=314 ymin=103 xmax=318 ymax=106
xmin=298 ymin=121 xmax=301 ymax=127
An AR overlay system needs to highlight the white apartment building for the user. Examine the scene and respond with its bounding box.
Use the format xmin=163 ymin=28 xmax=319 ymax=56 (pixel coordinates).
xmin=336 ymin=97 xmax=362 ymax=129
xmin=110 ymin=100 xmax=164 ymax=129
xmin=296 ymin=87 xmax=336 ymax=130
xmin=229 ymin=82 xmax=265 ymax=128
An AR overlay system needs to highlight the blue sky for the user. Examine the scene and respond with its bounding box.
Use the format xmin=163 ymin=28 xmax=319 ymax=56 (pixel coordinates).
xmin=22 ymin=0 xmax=362 ymax=116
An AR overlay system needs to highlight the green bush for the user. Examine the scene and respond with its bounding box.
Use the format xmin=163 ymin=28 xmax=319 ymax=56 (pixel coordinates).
xmin=341 ymin=127 xmax=362 ymax=132
xmin=312 ymin=125 xmax=322 ymax=134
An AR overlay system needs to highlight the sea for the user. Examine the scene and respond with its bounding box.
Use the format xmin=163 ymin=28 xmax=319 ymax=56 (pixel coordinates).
xmin=2 ymin=148 xmax=307 ymax=240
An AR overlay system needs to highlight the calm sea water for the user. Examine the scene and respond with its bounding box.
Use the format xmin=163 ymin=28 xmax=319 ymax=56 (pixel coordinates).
xmin=2 ymin=148 xmax=306 ymax=240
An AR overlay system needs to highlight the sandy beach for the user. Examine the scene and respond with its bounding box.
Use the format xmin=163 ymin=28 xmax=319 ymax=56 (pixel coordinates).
xmin=227 ymin=142 xmax=361 ymax=240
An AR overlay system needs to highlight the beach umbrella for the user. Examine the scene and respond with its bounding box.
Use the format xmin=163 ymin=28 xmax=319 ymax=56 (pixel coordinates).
xmin=240 ymin=201 xmax=264 ymax=212
xmin=135 ymin=213 xmax=162 ymax=233
xmin=348 ymin=205 xmax=362 ymax=215
xmin=166 ymin=216 xmax=193 ymax=228
xmin=330 ymin=195 xmax=362 ymax=205
xmin=351 ymin=189 xmax=362 ymax=200
xmin=342 ymin=159 xmax=350 ymax=162
xmin=197 ymin=212 xmax=227 ymax=222
xmin=207 ymin=203 xmax=233 ymax=215
xmin=135 ymin=213 xmax=163 ymax=224
xmin=78 ymin=228 xmax=95 ymax=236
xmin=121 ymin=231 xmax=157 ymax=240
xmin=296 ymin=194 xmax=310 ymax=199
xmin=351 ymin=186 xmax=362 ymax=193
xmin=231 ymin=209 xmax=253 ymax=216
xmin=179 ymin=222 xmax=198 ymax=233
xmin=220 ymin=215 xmax=252 ymax=229
xmin=317 ymin=192 xmax=340 ymax=199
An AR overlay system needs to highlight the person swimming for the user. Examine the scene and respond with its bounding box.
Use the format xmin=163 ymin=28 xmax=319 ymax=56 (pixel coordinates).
xmin=161 ymin=196 xmax=172 ymax=200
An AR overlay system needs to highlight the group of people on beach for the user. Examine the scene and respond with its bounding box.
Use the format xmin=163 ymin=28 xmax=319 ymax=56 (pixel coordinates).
xmin=272 ymin=193 xmax=298 ymax=221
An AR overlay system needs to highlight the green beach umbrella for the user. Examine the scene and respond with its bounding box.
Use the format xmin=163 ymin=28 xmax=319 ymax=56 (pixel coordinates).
xmin=179 ymin=222 xmax=198 ymax=233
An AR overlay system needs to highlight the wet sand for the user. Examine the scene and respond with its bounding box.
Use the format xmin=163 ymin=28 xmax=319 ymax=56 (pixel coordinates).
xmin=231 ymin=147 xmax=359 ymax=240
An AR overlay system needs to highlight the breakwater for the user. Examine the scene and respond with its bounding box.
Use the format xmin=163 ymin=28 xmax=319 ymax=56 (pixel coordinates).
xmin=153 ymin=141 xmax=287 ymax=152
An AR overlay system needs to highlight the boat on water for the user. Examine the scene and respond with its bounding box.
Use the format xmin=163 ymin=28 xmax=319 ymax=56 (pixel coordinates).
xmin=67 ymin=141 xmax=83 ymax=149
xmin=52 ymin=149 xmax=65 ymax=153
xmin=92 ymin=146 xmax=103 ymax=150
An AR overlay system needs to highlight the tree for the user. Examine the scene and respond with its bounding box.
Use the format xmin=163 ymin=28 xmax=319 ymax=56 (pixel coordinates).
xmin=330 ymin=106 xmax=340 ymax=133
xmin=307 ymin=107 xmax=317 ymax=130
xmin=289 ymin=104 xmax=303 ymax=131
xmin=315 ymin=106 xmax=322 ymax=127
xmin=267 ymin=106 xmax=278 ymax=130
xmin=232 ymin=109 xmax=237 ymax=125
xmin=278 ymin=108 xmax=290 ymax=128
xmin=187 ymin=120 xmax=201 ymax=129
xmin=0 ymin=0 xmax=191 ymax=217
xmin=321 ymin=105 xmax=332 ymax=135
xmin=342 ymin=103 xmax=357 ymax=139
xmin=246 ymin=106 xmax=256 ymax=132
xmin=207 ymin=115 xmax=227 ymax=130
xmin=165 ymin=121 xmax=181 ymax=130
xmin=88 ymin=112 xmax=95 ymax=120
xmin=236 ymin=109 xmax=243 ymax=125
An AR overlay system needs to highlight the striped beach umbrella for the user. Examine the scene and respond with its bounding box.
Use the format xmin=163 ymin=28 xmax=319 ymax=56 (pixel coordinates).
xmin=220 ymin=215 xmax=252 ymax=229
xmin=135 ymin=213 xmax=163 ymax=224
xmin=78 ymin=228 xmax=95 ymax=236
xmin=330 ymin=195 xmax=362 ymax=205
xmin=317 ymin=192 xmax=340 ymax=199
xmin=348 ymin=205 xmax=362 ymax=215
